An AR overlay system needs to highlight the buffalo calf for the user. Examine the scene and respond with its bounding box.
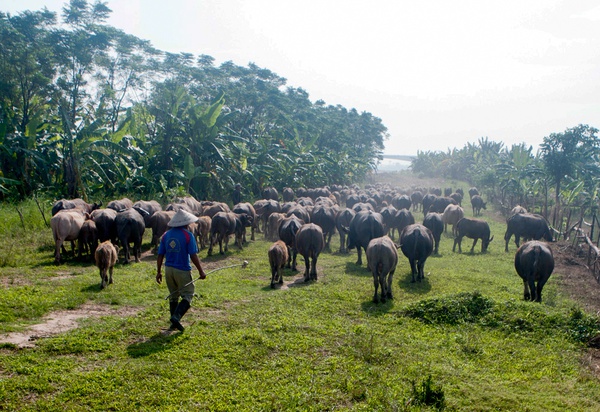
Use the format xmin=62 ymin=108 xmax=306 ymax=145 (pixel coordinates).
xmin=514 ymin=240 xmax=554 ymax=303
xmin=268 ymin=240 xmax=289 ymax=288
xmin=95 ymin=241 xmax=118 ymax=289
xmin=366 ymin=236 xmax=398 ymax=303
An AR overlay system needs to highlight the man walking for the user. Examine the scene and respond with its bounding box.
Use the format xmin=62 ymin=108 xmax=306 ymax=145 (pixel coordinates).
xmin=156 ymin=209 xmax=206 ymax=331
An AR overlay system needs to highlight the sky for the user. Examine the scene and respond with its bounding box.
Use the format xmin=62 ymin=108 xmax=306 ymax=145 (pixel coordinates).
xmin=4 ymin=0 xmax=600 ymax=156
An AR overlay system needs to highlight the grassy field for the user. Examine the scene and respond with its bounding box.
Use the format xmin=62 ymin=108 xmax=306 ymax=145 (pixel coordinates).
xmin=1 ymin=184 xmax=600 ymax=411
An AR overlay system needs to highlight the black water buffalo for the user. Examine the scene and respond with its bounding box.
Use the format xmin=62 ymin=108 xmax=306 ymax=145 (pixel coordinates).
xmin=90 ymin=208 xmax=118 ymax=244
xmin=278 ymin=215 xmax=305 ymax=270
xmin=132 ymin=200 xmax=162 ymax=227
xmin=115 ymin=208 xmax=147 ymax=263
xmin=470 ymin=195 xmax=486 ymax=216
xmin=391 ymin=195 xmax=412 ymax=211
xmin=208 ymin=212 xmax=247 ymax=255
xmin=107 ymin=198 xmax=133 ymax=212
xmin=423 ymin=212 xmax=443 ymax=255
xmin=449 ymin=192 xmax=463 ymax=206
xmin=428 ymin=196 xmax=457 ymax=214
xmin=379 ymin=205 xmax=398 ymax=237
xmin=504 ymin=213 xmax=553 ymax=252
xmin=366 ymin=236 xmax=398 ymax=303
xmin=345 ymin=210 xmax=385 ymax=265
xmin=514 ymin=240 xmax=554 ymax=302
xmin=148 ymin=211 xmax=176 ymax=248
xmin=268 ymin=240 xmax=289 ymax=288
xmin=233 ymin=202 xmax=257 ymax=242
xmin=410 ymin=191 xmax=424 ymax=211
xmin=468 ymin=187 xmax=479 ymax=198
xmin=310 ymin=204 xmax=338 ymax=250
xmin=287 ymin=205 xmax=311 ymax=224
xmin=391 ymin=208 xmax=415 ymax=240
xmin=282 ymin=187 xmax=295 ymax=202
xmin=400 ymin=224 xmax=434 ymax=283
xmin=254 ymin=199 xmax=281 ymax=239
xmin=335 ymin=208 xmax=356 ymax=253
xmin=422 ymin=194 xmax=437 ymax=216
xmin=295 ymin=223 xmax=325 ymax=281
xmin=78 ymin=219 xmax=98 ymax=260
xmin=52 ymin=198 xmax=101 ymax=216
xmin=453 ymin=218 xmax=493 ymax=253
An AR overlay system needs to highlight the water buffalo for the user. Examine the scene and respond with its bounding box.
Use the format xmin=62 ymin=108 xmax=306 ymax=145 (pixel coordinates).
xmin=509 ymin=205 xmax=527 ymax=218
xmin=254 ymin=199 xmax=281 ymax=238
xmin=52 ymin=198 xmax=101 ymax=216
xmin=278 ymin=215 xmax=305 ymax=270
xmin=468 ymin=187 xmax=479 ymax=198
xmin=471 ymin=195 xmax=486 ymax=216
xmin=366 ymin=236 xmax=398 ymax=303
xmin=267 ymin=212 xmax=286 ymax=241
xmin=410 ymin=191 xmax=424 ymax=211
xmin=262 ymin=186 xmax=279 ymax=201
xmin=310 ymin=204 xmax=338 ymax=250
xmin=148 ymin=211 xmax=176 ymax=248
xmin=423 ymin=212 xmax=443 ymax=255
xmin=514 ymin=240 xmax=554 ymax=303
xmin=90 ymin=208 xmax=118 ymax=243
xmin=295 ymin=223 xmax=325 ymax=281
xmin=504 ymin=213 xmax=553 ymax=252
xmin=335 ymin=208 xmax=356 ymax=253
xmin=344 ymin=210 xmax=385 ymax=265
xmin=352 ymin=202 xmax=375 ymax=213
xmin=379 ymin=205 xmax=398 ymax=237
xmin=428 ymin=196 xmax=457 ymax=214
xmin=95 ymin=240 xmax=118 ymax=289
xmin=132 ymin=200 xmax=162 ymax=227
xmin=268 ymin=240 xmax=289 ymax=288
xmin=287 ymin=205 xmax=311 ymax=224
xmin=233 ymin=202 xmax=257 ymax=242
xmin=442 ymin=204 xmax=464 ymax=235
xmin=391 ymin=209 xmax=415 ymax=240
xmin=449 ymin=192 xmax=463 ymax=206
xmin=208 ymin=212 xmax=248 ymax=255
xmin=172 ymin=196 xmax=203 ymax=215
xmin=78 ymin=219 xmax=98 ymax=260
xmin=51 ymin=208 xmax=88 ymax=264
xmin=453 ymin=218 xmax=493 ymax=253
xmin=202 ymin=202 xmax=231 ymax=218
xmin=400 ymin=224 xmax=434 ymax=283
xmin=282 ymin=187 xmax=295 ymax=202
xmin=194 ymin=215 xmax=211 ymax=249
xmin=422 ymin=194 xmax=437 ymax=216
xmin=107 ymin=198 xmax=133 ymax=212
xmin=391 ymin=195 xmax=412 ymax=211
xmin=115 ymin=208 xmax=147 ymax=263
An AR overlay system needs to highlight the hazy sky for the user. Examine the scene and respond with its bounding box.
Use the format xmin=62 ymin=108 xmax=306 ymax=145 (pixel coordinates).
xmin=5 ymin=0 xmax=600 ymax=155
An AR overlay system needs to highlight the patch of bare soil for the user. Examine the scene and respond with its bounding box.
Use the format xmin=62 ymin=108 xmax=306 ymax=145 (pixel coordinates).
xmin=0 ymin=303 xmax=140 ymax=348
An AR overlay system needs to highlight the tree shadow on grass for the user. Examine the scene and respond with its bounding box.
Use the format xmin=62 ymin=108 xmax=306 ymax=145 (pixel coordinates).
xmin=127 ymin=331 xmax=185 ymax=358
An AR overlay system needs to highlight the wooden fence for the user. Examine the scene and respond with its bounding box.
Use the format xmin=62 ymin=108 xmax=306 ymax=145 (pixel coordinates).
xmin=565 ymin=213 xmax=600 ymax=283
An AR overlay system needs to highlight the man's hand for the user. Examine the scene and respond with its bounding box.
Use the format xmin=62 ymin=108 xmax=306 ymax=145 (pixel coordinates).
xmin=156 ymin=272 xmax=162 ymax=284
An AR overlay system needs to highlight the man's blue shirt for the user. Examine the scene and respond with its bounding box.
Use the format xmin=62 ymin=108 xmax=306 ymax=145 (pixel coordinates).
xmin=158 ymin=228 xmax=199 ymax=271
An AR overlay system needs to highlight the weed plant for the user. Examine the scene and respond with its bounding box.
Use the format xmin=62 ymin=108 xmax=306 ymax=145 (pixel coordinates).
xmin=0 ymin=195 xmax=600 ymax=410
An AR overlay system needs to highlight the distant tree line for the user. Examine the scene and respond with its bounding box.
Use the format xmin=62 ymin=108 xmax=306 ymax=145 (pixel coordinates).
xmin=0 ymin=0 xmax=388 ymax=202
xmin=411 ymin=125 xmax=600 ymax=225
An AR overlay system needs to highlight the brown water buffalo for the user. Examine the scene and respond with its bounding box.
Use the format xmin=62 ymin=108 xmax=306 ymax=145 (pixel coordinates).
xmin=267 ymin=212 xmax=286 ymax=241
xmin=504 ymin=213 xmax=553 ymax=252
xmin=254 ymin=199 xmax=281 ymax=238
xmin=423 ymin=212 xmax=443 ymax=255
xmin=208 ymin=212 xmax=248 ymax=255
xmin=366 ymin=236 xmax=398 ymax=303
xmin=78 ymin=219 xmax=98 ymax=260
xmin=400 ymin=224 xmax=434 ymax=283
xmin=442 ymin=204 xmax=464 ymax=235
xmin=287 ymin=205 xmax=311 ymax=224
xmin=262 ymin=186 xmax=279 ymax=201
xmin=202 ymin=202 xmax=231 ymax=218
xmin=173 ymin=196 xmax=203 ymax=215
xmin=344 ymin=210 xmax=385 ymax=266
xmin=107 ymin=198 xmax=133 ymax=212
xmin=335 ymin=208 xmax=356 ymax=253
xmin=278 ymin=215 xmax=305 ymax=270
xmin=295 ymin=223 xmax=325 ymax=282
xmin=310 ymin=204 xmax=338 ymax=250
xmin=268 ymin=240 xmax=289 ymax=288
xmin=233 ymin=202 xmax=257 ymax=242
xmin=115 ymin=208 xmax=147 ymax=263
xmin=51 ymin=208 xmax=88 ymax=264
xmin=453 ymin=218 xmax=493 ymax=253
xmin=514 ymin=240 xmax=554 ymax=303
xmin=470 ymin=195 xmax=486 ymax=216
xmin=52 ymin=198 xmax=101 ymax=216
xmin=194 ymin=215 xmax=211 ymax=249
xmin=90 ymin=208 xmax=118 ymax=243
xmin=95 ymin=240 xmax=118 ymax=289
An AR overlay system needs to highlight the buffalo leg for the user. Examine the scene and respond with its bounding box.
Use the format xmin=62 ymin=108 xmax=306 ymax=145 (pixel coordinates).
xmin=356 ymin=247 xmax=363 ymax=266
xmin=522 ymin=279 xmax=531 ymax=301
xmin=303 ymin=256 xmax=310 ymax=281
xmin=310 ymin=255 xmax=318 ymax=281
xmin=372 ymin=272 xmax=380 ymax=303
xmin=386 ymin=270 xmax=394 ymax=299
xmin=536 ymin=278 xmax=547 ymax=303
xmin=470 ymin=239 xmax=478 ymax=253
xmin=410 ymin=258 xmax=418 ymax=283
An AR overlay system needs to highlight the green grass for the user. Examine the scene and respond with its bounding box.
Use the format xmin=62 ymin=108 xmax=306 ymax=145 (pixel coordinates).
xmin=1 ymin=197 xmax=600 ymax=411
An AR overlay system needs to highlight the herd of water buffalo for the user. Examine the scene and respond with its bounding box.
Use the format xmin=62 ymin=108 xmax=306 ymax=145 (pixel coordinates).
xmin=48 ymin=183 xmax=555 ymax=303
